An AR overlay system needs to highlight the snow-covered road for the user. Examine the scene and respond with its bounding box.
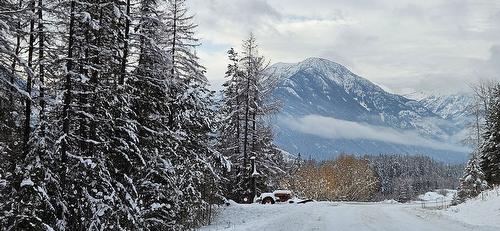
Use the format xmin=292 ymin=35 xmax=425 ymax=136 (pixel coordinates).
xmin=199 ymin=202 xmax=498 ymax=231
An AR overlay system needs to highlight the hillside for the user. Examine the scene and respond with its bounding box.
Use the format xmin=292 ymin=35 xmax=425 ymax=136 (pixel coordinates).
xmin=444 ymin=187 xmax=500 ymax=227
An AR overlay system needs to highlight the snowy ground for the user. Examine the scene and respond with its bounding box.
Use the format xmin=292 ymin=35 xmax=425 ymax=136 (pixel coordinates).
xmin=418 ymin=189 xmax=456 ymax=202
xmin=199 ymin=191 xmax=499 ymax=231
xmin=445 ymin=187 xmax=500 ymax=228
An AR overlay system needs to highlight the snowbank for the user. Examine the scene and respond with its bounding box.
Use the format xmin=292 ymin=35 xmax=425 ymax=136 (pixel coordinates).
xmin=418 ymin=189 xmax=456 ymax=202
xmin=200 ymin=201 xmax=497 ymax=231
xmin=378 ymin=199 xmax=400 ymax=204
xmin=444 ymin=187 xmax=500 ymax=228
xmin=199 ymin=188 xmax=500 ymax=231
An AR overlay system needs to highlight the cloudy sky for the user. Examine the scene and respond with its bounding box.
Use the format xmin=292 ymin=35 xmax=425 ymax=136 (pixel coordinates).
xmin=188 ymin=0 xmax=500 ymax=95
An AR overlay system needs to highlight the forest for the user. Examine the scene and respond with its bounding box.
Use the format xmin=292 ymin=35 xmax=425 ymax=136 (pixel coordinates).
xmin=0 ymin=0 xmax=285 ymax=229
xmin=282 ymin=154 xmax=463 ymax=202
xmin=1 ymin=0 xmax=500 ymax=230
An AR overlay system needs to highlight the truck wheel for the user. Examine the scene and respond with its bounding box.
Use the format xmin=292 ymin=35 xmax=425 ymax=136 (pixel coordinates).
xmin=262 ymin=197 xmax=275 ymax=204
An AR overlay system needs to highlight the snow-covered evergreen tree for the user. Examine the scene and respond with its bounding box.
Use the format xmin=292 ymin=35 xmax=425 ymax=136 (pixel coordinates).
xmin=165 ymin=0 xmax=223 ymax=226
xmin=479 ymin=84 xmax=500 ymax=186
xmin=218 ymin=35 xmax=284 ymax=203
xmin=0 ymin=0 xmax=59 ymax=228
xmin=165 ymin=0 xmax=204 ymax=82
xmin=127 ymin=0 xmax=223 ymax=228
xmin=0 ymin=0 xmax=31 ymax=189
xmin=455 ymin=152 xmax=488 ymax=204
xmin=130 ymin=0 xmax=183 ymax=228
xmin=218 ymin=48 xmax=246 ymax=200
xmin=366 ymin=155 xmax=463 ymax=201
xmin=0 ymin=0 xmax=22 ymax=193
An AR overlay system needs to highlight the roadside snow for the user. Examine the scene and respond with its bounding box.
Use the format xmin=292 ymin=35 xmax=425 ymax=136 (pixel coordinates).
xmin=444 ymin=187 xmax=500 ymax=228
xmin=418 ymin=189 xmax=456 ymax=202
xmin=200 ymin=201 xmax=498 ymax=231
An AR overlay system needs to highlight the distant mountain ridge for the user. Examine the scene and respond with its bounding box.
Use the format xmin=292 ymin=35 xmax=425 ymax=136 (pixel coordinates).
xmin=268 ymin=57 xmax=471 ymax=163
xmin=420 ymin=94 xmax=474 ymax=122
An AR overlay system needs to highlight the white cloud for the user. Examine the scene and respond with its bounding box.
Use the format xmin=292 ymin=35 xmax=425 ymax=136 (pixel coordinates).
xmin=188 ymin=0 xmax=500 ymax=93
xmin=283 ymin=115 xmax=469 ymax=152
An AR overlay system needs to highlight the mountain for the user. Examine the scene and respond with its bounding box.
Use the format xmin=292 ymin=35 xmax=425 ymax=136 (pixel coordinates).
xmin=420 ymin=94 xmax=474 ymax=122
xmin=268 ymin=57 xmax=471 ymax=163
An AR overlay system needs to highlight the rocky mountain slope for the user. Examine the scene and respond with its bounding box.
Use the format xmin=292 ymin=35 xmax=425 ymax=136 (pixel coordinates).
xmin=420 ymin=94 xmax=474 ymax=122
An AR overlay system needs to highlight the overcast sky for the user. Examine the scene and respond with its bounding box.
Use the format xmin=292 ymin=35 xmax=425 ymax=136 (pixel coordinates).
xmin=188 ymin=0 xmax=500 ymax=95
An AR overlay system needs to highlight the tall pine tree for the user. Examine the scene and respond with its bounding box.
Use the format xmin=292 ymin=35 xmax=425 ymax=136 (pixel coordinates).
xmin=219 ymin=35 xmax=284 ymax=203
xmin=455 ymin=151 xmax=488 ymax=204
xmin=479 ymin=84 xmax=500 ymax=186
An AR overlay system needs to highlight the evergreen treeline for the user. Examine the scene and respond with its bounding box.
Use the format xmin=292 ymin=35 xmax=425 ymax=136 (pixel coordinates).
xmin=282 ymin=154 xmax=462 ymax=202
xmin=365 ymin=155 xmax=463 ymax=202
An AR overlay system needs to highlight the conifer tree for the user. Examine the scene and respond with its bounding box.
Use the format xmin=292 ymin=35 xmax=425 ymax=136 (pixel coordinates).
xmin=479 ymin=84 xmax=500 ymax=186
xmin=219 ymin=48 xmax=246 ymax=200
xmin=0 ymin=0 xmax=24 ymax=196
xmin=164 ymin=0 xmax=222 ymax=226
xmin=455 ymin=152 xmax=488 ymax=204
xmin=130 ymin=0 xmax=183 ymax=228
xmin=219 ymin=35 xmax=284 ymax=202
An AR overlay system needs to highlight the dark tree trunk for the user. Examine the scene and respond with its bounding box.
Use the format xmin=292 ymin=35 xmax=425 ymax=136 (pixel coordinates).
xmin=38 ymin=0 xmax=45 ymax=135
xmin=251 ymin=110 xmax=256 ymax=153
xmin=119 ymin=0 xmax=131 ymax=85
xmin=251 ymin=85 xmax=257 ymax=153
xmin=10 ymin=0 xmax=23 ymax=105
xmin=78 ymin=29 xmax=89 ymax=153
xmin=243 ymin=72 xmax=250 ymax=172
xmin=252 ymin=157 xmax=257 ymax=199
xmin=168 ymin=0 xmax=178 ymax=128
xmin=89 ymin=2 xmax=103 ymax=153
xmin=61 ymin=0 xmax=76 ymax=193
xmin=170 ymin=0 xmax=178 ymax=75
xmin=235 ymin=88 xmax=241 ymax=157
xmin=23 ymin=0 xmax=36 ymax=158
